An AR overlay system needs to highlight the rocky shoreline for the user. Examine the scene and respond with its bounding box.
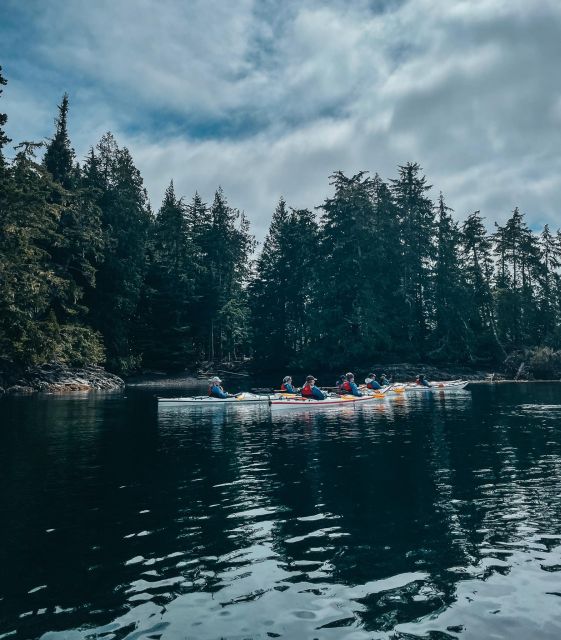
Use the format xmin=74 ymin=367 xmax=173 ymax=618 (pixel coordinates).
xmin=0 ymin=363 xmax=125 ymax=395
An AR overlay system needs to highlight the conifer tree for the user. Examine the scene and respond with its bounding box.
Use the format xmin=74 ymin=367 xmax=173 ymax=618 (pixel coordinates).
xmin=86 ymin=133 xmax=152 ymax=373
xmin=494 ymin=208 xmax=540 ymax=347
xmin=43 ymin=94 xmax=76 ymax=190
xmin=539 ymin=224 xmax=561 ymax=346
xmin=461 ymin=211 xmax=504 ymax=359
xmin=0 ymin=66 xmax=10 ymax=165
xmin=137 ymin=181 xmax=195 ymax=369
xmin=42 ymin=96 xmax=104 ymax=326
xmin=390 ymin=163 xmax=435 ymax=354
xmin=312 ymin=171 xmax=380 ymax=366
xmin=194 ymin=188 xmax=255 ymax=361
xmin=431 ymin=193 xmax=469 ymax=359
xmin=250 ymin=199 xmax=318 ymax=368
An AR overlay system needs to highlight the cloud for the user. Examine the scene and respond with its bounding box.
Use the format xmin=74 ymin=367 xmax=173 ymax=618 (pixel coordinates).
xmin=2 ymin=0 xmax=561 ymax=238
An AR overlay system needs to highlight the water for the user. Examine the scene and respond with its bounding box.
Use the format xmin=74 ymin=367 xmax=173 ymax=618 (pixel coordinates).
xmin=1 ymin=383 xmax=561 ymax=639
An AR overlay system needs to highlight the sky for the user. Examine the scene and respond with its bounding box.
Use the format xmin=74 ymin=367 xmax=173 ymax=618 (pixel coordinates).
xmin=1 ymin=0 xmax=561 ymax=240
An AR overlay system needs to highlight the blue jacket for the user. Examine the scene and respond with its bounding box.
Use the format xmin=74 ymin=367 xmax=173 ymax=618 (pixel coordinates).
xmin=281 ymin=382 xmax=295 ymax=393
xmin=209 ymin=384 xmax=231 ymax=399
xmin=367 ymin=380 xmax=382 ymax=390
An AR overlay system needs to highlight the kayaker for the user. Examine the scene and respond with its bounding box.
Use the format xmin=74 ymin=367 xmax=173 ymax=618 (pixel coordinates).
xmin=301 ymin=375 xmax=327 ymax=400
xmin=365 ymin=373 xmax=382 ymax=390
xmin=340 ymin=372 xmax=363 ymax=396
xmin=380 ymin=374 xmax=391 ymax=386
xmin=335 ymin=373 xmax=346 ymax=393
xmin=208 ymin=376 xmax=238 ymax=399
xmin=281 ymin=376 xmax=296 ymax=393
xmin=416 ymin=374 xmax=431 ymax=388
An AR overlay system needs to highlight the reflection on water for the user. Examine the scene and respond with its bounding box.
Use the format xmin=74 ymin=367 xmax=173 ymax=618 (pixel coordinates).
xmin=1 ymin=384 xmax=561 ymax=639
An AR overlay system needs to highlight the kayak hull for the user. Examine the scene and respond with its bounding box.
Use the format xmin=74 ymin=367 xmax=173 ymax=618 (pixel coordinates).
xmin=270 ymin=394 xmax=383 ymax=410
xmin=158 ymin=393 xmax=278 ymax=407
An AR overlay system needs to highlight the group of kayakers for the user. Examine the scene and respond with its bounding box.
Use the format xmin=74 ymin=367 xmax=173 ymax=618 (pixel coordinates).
xmin=208 ymin=372 xmax=431 ymax=399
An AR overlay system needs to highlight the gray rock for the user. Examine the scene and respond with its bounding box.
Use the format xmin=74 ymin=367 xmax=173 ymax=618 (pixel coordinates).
xmin=6 ymin=385 xmax=35 ymax=394
xmin=10 ymin=363 xmax=125 ymax=394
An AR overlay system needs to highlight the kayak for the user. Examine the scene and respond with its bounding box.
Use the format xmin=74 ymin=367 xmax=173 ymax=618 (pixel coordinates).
xmin=270 ymin=393 xmax=385 ymax=410
xmin=404 ymin=381 xmax=469 ymax=391
xmin=158 ymin=392 xmax=281 ymax=407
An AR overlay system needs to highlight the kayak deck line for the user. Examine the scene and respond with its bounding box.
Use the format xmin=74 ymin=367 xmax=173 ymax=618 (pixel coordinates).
xmin=269 ymin=393 xmax=387 ymax=410
xmin=157 ymin=392 xmax=281 ymax=407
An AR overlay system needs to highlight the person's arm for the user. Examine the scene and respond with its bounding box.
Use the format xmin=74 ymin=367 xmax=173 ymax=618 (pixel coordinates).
xmin=312 ymin=386 xmax=325 ymax=400
xmin=211 ymin=385 xmax=229 ymax=399
xmin=351 ymin=382 xmax=363 ymax=396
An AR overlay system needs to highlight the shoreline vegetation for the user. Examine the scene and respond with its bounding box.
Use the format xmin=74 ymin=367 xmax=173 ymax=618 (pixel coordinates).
xmin=3 ymin=70 xmax=561 ymax=390
xmin=2 ymin=359 xmax=560 ymax=396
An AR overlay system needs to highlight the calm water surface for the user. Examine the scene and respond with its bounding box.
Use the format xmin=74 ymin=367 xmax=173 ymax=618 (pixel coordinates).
xmin=1 ymin=383 xmax=561 ymax=639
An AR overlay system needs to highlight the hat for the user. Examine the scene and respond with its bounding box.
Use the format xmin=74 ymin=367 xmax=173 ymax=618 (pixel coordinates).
xmin=346 ymin=372 xmax=354 ymax=380
xmin=368 ymin=373 xmax=375 ymax=378
xmin=283 ymin=376 xmax=292 ymax=383
xmin=305 ymin=375 xmax=316 ymax=382
xmin=210 ymin=376 xmax=222 ymax=384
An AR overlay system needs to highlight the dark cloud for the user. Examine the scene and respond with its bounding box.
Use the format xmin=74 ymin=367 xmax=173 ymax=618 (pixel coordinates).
xmin=2 ymin=0 xmax=560 ymax=237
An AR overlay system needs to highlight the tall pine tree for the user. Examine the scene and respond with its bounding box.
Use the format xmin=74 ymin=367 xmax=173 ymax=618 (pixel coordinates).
xmin=137 ymin=181 xmax=195 ymax=369
xmin=390 ymin=163 xmax=435 ymax=355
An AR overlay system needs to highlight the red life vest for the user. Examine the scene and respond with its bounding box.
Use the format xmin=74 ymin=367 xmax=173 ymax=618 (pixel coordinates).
xmin=281 ymin=383 xmax=289 ymax=391
xmin=341 ymin=380 xmax=352 ymax=393
xmin=301 ymin=383 xmax=314 ymax=397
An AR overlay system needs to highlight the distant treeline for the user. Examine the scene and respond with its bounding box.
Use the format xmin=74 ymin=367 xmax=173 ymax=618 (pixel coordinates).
xmin=1 ymin=69 xmax=561 ymax=375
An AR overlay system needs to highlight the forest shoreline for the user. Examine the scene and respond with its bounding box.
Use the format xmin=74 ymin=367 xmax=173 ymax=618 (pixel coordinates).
xmin=3 ymin=359 xmax=561 ymax=395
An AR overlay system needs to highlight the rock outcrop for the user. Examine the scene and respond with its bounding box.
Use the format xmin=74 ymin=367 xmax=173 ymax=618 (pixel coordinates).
xmin=3 ymin=363 xmax=124 ymax=394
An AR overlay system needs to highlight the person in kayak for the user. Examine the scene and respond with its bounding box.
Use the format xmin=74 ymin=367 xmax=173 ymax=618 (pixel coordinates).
xmin=281 ymin=376 xmax=296 ymax=393
xmin=335 ymin=373 xmax=346 ymax=393
xmin=340 ymin=372 xmax=363 ymax=396
xmin=416 ymin=374 xmax=431 ymax=388
xmin=301 ymin=375 xmax=327 ymax=400
xmin=208 ymin=376 xmax=238 ymax=399
xmin=380 ymin=374 xmax=391 ymax=386
xmin=365 ymin=373 xmax=382 ymax=390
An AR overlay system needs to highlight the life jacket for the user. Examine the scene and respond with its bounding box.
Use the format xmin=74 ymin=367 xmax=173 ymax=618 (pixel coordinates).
xmin=341 ymin=380 xmax=352 ymax=393
xmin=281 ymin=383 xmax=290 ymax=392
xmin=301 ymin=383 xmax=314 ymax=397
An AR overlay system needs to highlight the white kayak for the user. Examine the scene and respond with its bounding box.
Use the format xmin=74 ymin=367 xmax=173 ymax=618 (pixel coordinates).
xmin=404 ymin=381 xmax=469 ymax=391
xmin=158 ymin=392 xmax=279 ymax=407
xmin=270 ymin=391 xmax=388 ymax=410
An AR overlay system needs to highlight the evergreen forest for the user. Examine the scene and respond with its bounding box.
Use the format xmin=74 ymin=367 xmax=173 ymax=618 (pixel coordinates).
xmin=2 ymin=69 xmax=561 ymax=377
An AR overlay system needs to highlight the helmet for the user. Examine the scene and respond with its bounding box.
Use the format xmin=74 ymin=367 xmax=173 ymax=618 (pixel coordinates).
xmin=346 ymin=372 xmax=354 ymax=380
xmin=210 ymin=376 xmax=221 ymax=384
xmin=283 ymin=376 xmax=292 ymax=383
xmin=306 ymin=375 xmax=316 ymax=382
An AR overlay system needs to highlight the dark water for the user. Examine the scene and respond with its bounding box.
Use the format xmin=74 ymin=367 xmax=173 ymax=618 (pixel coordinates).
xmin=2 ymin=383 xmax=561 ymax=639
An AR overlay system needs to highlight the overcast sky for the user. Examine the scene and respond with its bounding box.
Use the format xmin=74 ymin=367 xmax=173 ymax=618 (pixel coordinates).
xmin=2 ymin=0 xmax=560 ymax=240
